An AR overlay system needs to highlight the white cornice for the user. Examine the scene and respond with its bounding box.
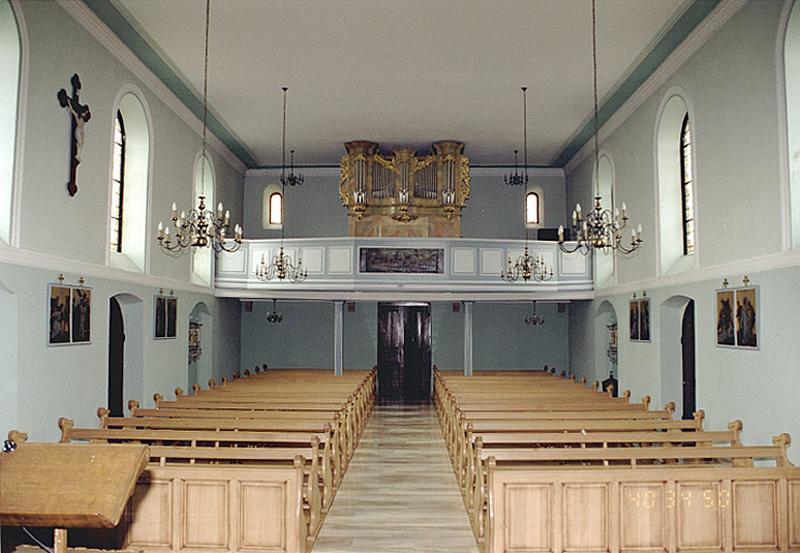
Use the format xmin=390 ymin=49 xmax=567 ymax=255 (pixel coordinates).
xmin=55 ymin=0 xmax=247 ymax=175
xmin=0 ymin=243 xmax=214 ymax=295
xmin=595 ymin=247 xmax=800 ymax=298
xmin=564 ymin=0 xmax=748 ymax=175
xmin=215 ymin=289 xmax=593 ymax=302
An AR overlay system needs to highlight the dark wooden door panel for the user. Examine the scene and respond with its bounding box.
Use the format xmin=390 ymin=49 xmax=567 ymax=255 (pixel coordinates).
xmin=681 ymin=300 xmax=696 ymax=420
xmin=377 ymin=303 xmax=431 ymax=402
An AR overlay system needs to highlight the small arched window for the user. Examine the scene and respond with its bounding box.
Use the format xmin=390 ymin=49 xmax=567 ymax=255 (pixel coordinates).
xmin=269 ymin=192 xmax=283 ymax=225
xmin=525 ymin=192 xmax=539 ymax=225
xmin=109 ymin=91 xmax=150 ymax=272
xmin=109 ymin=110 xmax=126 ymax=253
xmin=656 ymin=90 xmax=696 ymax=274
xmin=0 ymin=0 xmax=21 ymax=244
xmin=680 ymin=114 xmax=695 ymax=255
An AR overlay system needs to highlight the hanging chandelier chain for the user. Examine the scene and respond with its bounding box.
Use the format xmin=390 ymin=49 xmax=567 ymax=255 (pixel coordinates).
xmin=557 ymin=0 xmax=642 ymax=257
xmin=523 ymin=86 xmax=528 ymax=181
xmin=155 ymin=0 xmax=242 ymax=256
xmin=200 ymin=0 xmax=210 ymax=192
xmin=592 ymin=0 xmax=600 ymax=196
xmin=281 ymin=87 xmax=287 ymax=186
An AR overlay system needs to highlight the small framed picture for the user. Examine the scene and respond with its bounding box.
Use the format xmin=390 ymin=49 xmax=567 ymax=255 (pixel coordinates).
xmin=638 ymin=298 xmax=651 ymax=342
xmin=154 ymin=296 xmax=167 ymax=339
xmin=629 ymin=300 xmax=640 ymax=341
xmin=716 ymin=289 xmax=736 ymax=347
xmin=735 ymin=287 xmax=758 ymax=349
xmin=154 ymin=294 xmax=178 ymax=339
xmin=49 ymin=284 xmax=72 ymax=345
xmin=71 ymin=287 xmax=92 ymax=343
xmin=166 ymin=297 xmax=178 ymax=338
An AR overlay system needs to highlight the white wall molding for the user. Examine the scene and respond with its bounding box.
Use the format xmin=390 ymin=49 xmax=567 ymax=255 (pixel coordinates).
xmin=595 ymin=248 xmax=800 ymax=299
xmin=0 ymin=242 xmax=214 ymax=295
xmin=55 ymin=0 xmax=247 ymax=175
xmin=564 ymin=0 xmax=748 ymax=175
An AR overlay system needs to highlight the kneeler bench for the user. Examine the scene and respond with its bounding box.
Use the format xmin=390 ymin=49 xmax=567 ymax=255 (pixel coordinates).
xmin=0 ymin=435 xmax=149 ymax=553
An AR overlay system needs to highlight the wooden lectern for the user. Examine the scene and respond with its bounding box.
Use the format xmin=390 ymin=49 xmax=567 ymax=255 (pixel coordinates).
xmin=1 ymin=441 xmax=149 ymax=553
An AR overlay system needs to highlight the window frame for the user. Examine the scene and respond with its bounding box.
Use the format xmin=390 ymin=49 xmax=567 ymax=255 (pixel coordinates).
xmin=110 ymin=109 xmax=126 ymax=254
xmin=679 ymin=113 xmax=695 ymax=256
xmin=525 ymin=191 xmax=540 ymax=225
xmin=269 ymin=192 xmax=283 ymax=225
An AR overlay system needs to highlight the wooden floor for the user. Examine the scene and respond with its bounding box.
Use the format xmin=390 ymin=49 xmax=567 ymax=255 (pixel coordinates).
xmin=313 ymin=403 xmax=479 ymax=553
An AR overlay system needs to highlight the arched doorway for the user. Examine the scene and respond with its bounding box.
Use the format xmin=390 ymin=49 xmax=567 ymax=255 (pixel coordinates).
xmin=0 ymin=277 xmax=18 ymax=431
xmin=188 ymin=302 xmax=213 ymax=389
xmin=108 ymin=293 xmax=144 ymax=414
xmin=660 ymin=295 xmax=695 ymax=418
xmin=594 ymin=300 xmax=618 ymax=386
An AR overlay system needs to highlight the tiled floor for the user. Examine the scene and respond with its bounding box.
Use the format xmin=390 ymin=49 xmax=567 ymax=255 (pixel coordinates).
xmin=312 ymin=403 xmax=479 ymax=553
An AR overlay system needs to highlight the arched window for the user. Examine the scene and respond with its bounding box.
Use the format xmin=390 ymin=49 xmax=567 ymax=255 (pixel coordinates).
xmin=0 ymin=0 xmax=21 ymax=244
xmin=192 ymin=155 xmax=214 ymax=286
xmin=524 ymin=185 xmax=544 ymax=228
xmin=656 ymin=89 xmax=696 ymax=274
xmin=109 ymin=91 xmax=150 ymax=271
xmin=785 ymin=1 xmax=800 ymax=247
xmin=110 ymin=110 xmax=125 ymax=253
xmin=262 ymin=184 xmax=283 ymax=229
xmin=680 ymin=114 xmax=695 ymax=255
xmin=269 ymin=192 xmax=283 ymax=225
xmin=525 ymin=192 xmax=539 ymax=225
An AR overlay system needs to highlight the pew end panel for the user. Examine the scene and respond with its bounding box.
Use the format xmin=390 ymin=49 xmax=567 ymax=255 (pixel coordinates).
xmin=486 ymin=460 xmax=800 ymax=553
xmin=123 ymin=457 xmax=308 ymax=553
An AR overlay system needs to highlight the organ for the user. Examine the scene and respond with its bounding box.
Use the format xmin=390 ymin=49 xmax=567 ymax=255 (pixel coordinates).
xmin=339 ymin=140 xmax=470 ymax=237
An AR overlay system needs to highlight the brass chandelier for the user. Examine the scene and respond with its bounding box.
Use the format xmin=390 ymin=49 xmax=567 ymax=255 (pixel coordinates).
xmin=501 ymin=86 xmax=553 ymax=283
xmin=266 ymin=299 xmax=283 ymax=324
xmin=558 ymin=0 xmax=642 ymax=256
xmin=505 ymin=87 xmax=530 ymax=186
xmin=525 ymin=301 xmax=545 ymax=326
xmin=156 ymin=0 xmax=241 ymax=255
xmin=255 ymin=87 xmax=307 ymax=282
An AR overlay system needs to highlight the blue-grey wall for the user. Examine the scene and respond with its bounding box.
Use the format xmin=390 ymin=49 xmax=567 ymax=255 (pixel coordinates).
xmin=240 ymin=300 xmax=570 ymax=372
xmin=243 ymin=168 xmax=566 ymax=239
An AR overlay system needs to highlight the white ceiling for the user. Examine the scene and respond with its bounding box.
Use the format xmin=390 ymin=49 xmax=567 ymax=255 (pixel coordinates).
xmin=116 ymin=0 xmax=689 ymax=166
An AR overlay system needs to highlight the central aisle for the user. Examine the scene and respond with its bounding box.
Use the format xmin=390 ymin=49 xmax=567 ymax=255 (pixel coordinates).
xmin=313 ymin=404 xmax=479 ymax=553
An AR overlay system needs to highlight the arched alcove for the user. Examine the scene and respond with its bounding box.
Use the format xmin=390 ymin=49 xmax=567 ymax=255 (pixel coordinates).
xmin=0 ymin=0 xmax=21 ymax=244
xmin=108 ymin=293 xmax=144 ymax=415
xmin=659 ymin=294 xmax=695 ymax=419
xmin=188 ymin=301 xmax=213 ymax=388
xmin=0 ymin=276 xmax=18 ymax=431
xmin=593 ymin=300 xmax=618 ymax=385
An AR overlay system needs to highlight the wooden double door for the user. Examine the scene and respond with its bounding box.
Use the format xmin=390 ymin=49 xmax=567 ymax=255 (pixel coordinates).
xmin=377 ymin=303 xmax=432 ymax=403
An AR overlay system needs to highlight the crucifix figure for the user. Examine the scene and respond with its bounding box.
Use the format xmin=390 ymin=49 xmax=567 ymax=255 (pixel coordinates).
xmin=57 ymin=73 xmax=91 ymax=197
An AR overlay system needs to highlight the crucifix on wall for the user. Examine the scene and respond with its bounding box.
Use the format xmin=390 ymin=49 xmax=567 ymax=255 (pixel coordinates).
xmin=57 ymin=73 xmax=91 ymax=197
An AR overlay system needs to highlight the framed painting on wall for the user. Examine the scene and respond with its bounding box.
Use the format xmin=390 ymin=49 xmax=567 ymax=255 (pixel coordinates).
xmin=716 ymin=289 xmax=735 ymax=346
xmin=70 ymin=287 xmax=92 ymax=343
xmin=154 ymin=294 xmax=177 ymax=339
xmin=638 ymin=298 xmax=651 ymax=342
xmin=166 ymin=297 xmax=178 ymax=338
xmin=735 ymin=286 xmax=758 ymax=349
xmin=48 ymin=284 xmax=71 ymax=345
xmin=629 ymin=300 xmax=640 ymax=341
